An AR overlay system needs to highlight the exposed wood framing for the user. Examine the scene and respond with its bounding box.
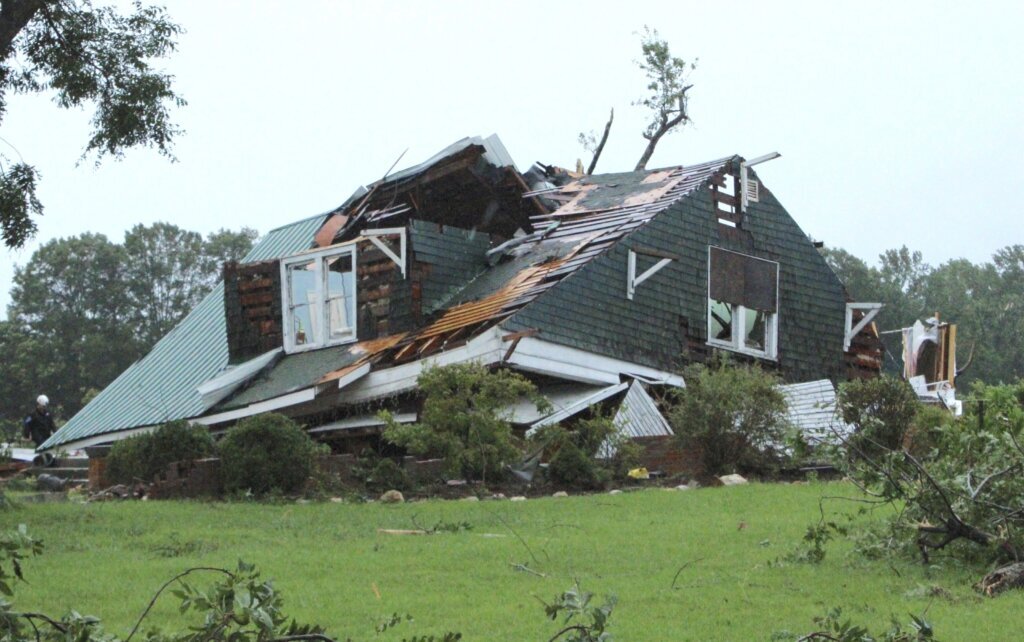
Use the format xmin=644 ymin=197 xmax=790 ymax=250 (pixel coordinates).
xmin=364 ymin=227 xmax=407 ymax=277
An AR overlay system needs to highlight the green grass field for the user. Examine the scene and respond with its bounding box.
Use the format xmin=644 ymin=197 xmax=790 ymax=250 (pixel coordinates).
xmin=4 ymin=482 xmax=1020 ymax=641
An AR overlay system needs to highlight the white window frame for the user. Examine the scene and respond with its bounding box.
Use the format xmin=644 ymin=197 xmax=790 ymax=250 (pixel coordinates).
xmin=706 ymin=248 xmax=779 ymax=360
xmin=281 ymin=244 xmax=358 ymax=354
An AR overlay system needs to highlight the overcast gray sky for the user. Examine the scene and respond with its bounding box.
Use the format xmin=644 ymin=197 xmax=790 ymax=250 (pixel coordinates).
xmin=3 ymin=1 xmax=1022 ymax=312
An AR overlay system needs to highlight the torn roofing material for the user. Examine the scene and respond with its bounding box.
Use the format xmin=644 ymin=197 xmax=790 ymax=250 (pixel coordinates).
xmin=330 ymin=134 xmax=536 ymax=243
xmin=40 ymin=214 xmax=327 ymax=450
xmin=779 ymin=379 xmax=851 ymax=445
xmin=206 ymin=159 xmax=736 ymax=414
xmin=49 ymin=138 xmax=738 ymax=447
xmin=614 ymin=381 xmax=674 ymax=439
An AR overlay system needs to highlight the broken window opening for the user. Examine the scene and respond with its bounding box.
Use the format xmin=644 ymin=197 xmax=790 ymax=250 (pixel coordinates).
xmin=709 ymin=299 xmax=733 ymax=342
xmin=715 ymin=173 xmax=737 ymax=215
xmin=282 ymin=245 xmax=357 ymax=353
xmin=707 ymin=246 xmax=779 ymax=359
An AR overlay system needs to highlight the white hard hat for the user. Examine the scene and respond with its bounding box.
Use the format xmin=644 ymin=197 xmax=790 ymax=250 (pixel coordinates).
xmin=36 ymin=394 xmax=49 ymax=406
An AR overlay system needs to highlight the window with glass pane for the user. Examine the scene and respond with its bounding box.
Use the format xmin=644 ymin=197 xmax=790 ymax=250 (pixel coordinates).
xmin=324 ymin=253 xmax=355 ymax=340
xmin=281 ymin=245 xmax=359 ymax=353
xmin=744 ymin=308 xmax=767 ymax=351
xmin=709 ymin=299 xmax=733 ymax=342
xmin=287 ymin=261 xmax=317 ymax=345
xmin=706 ymin=246 xmax=779 ymax=359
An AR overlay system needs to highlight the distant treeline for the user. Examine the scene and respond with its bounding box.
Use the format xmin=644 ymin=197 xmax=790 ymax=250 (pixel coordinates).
xmin=1 ymin=223 xmax=257 ymax=431
xmin=822 ymin=244 xmax=1024 ymax=386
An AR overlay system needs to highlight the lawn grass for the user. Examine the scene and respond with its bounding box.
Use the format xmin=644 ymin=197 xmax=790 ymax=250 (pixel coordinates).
xmin=3 ymin=482 xmax=1020 ymax=640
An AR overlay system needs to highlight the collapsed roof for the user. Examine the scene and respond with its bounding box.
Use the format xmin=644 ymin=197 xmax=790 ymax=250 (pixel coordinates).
xmin=43 ymin=133 xmax=880 ymax=451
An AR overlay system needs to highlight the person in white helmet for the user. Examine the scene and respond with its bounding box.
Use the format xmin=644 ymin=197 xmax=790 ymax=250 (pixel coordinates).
xmin=23 ymin=395 xmax=57 ymax=448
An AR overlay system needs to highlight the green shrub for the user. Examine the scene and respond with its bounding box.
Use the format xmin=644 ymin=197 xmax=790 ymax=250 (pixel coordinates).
xmin=106 ymin=433 xmax=151 ymax=484
xmin=106 ymin=420 xmax=214 ymax=484
xmin=382 ymin=363 xmax=549 ymax=483
xmin=666 ymin=356 xmax=788 ymax=476
xmin=539 ymin=414 xmax=639 ymax=489
xmin=836 ymin=375 xmax=919 ymax=456
xmin=548 ymin=441 xmax=601 ymax=489
xmin=351 ymin=451 xmax=409 ymax=492
xmin=218 ymin=413 xmax=319 ymax=495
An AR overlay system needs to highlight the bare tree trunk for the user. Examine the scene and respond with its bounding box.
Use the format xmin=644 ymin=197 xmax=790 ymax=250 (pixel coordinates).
xmin=977 ymin=562 xmax=1024 ymax=596
xmin=586 ymin=108 xmax=614 ymax=175
xmin=635 ymin=89 xmax=691 ymax=171
xmin=635 ymin=111 xmax=686 ymax=171
xmin=0 ymin=0 xmax=47 ymax=57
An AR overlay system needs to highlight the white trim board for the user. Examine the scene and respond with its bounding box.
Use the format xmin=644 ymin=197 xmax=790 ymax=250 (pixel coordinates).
xmin=194 ymin=388 xmax=317 ymax=426
xmin=506 ymin=336 xmax=686 ymax=387
xmin=526 ymin=382 xmax=629 ymax=437
xmin=103 ymin=330 xmax=687 ymax=436
xmin=196 ymin=348 xmax=283 ymax=410
xmin=308 ymin=412 xmax=417 ymax=434
xmin=40 ymin=424 xmax=160 ymax=453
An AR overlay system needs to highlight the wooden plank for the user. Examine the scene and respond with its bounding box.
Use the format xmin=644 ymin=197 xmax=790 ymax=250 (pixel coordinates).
xmin=630 ymin=245 xmax=683 ymax=261
xmin=501 ymin=328 xmax=540 ymax=342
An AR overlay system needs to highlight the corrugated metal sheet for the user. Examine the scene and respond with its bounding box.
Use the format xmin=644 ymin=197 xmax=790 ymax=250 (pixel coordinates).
xmin=779 ymin=379 xmax=851 ymax=445
xmin=42 ymin=214 xmax=326 ymax=449
xmin=385 ymin=134 xmax=515 ymax=184
xmin=614 ymin=381 xmax=674 ymax=438
xmin=505 ymin=383 xmax=607 ymax=425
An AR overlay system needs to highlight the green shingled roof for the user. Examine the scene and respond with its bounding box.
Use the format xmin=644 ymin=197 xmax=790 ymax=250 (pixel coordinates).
xmin=42 ymin=214 xmax=326 ymax=449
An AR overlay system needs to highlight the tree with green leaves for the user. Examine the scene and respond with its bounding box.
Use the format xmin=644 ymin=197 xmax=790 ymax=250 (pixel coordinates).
xmin=122 ymin=223 xmax=256 ymax=347
xmin=6 ymin=231 xmax=136 ymax=418
xmin=576 ymin=27 xmax=695 ymax=174
xmin=822 ymin=243 xmax=1024 ymax=386
xmin=2 ymin=223 xmax=256 ymax=424
xmin=0 ymin=0 xmax=185 ymax=249
xmin=633 ymin=26 xmax=696 ymax=171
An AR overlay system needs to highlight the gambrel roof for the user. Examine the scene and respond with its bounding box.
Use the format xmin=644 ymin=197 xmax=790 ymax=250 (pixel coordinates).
xmin=44 ymin=134 xmax=876 ymax=450
xmin=40 ymin=215 xmax=325 ymax=449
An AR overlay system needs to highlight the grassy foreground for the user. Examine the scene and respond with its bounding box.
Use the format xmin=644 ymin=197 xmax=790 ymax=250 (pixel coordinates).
xmin=4 ymin=482 xmax=1021 ymax=640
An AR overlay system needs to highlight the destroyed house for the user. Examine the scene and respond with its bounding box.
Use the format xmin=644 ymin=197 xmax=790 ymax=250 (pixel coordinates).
xmin=41 ymin=135 xmax=881 ymax=453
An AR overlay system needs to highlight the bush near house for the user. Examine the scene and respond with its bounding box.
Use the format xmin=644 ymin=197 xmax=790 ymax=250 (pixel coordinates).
xmin=835 ymin=375 xmax=919 ymax=456
xmin=106 ymin=420 xmax=214 ymax=484
xmin=665 ymin=356 xmax=789 ymax=476
xmin=536 ymin=415 xmax=640 ymax=489
xmin=218 ymin=413 xmax=321 ymax=495
xmin=381 ymin=363 xmax=550 ymax=484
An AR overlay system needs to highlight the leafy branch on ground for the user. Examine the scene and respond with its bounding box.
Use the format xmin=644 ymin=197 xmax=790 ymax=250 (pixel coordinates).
xmin=0 ymin=525 xmax=461 ymax=642
xmin=771 ymin=607 xmax=934 ymax=641
xmin=825 ymin=377 xmax=1024 ymax=593
xmin=542 ymin=581 xmax=616 ymax=642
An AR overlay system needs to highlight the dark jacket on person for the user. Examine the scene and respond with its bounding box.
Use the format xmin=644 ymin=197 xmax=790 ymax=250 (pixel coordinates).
xmin=23 ymin=408 xmax=56 ymax=447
